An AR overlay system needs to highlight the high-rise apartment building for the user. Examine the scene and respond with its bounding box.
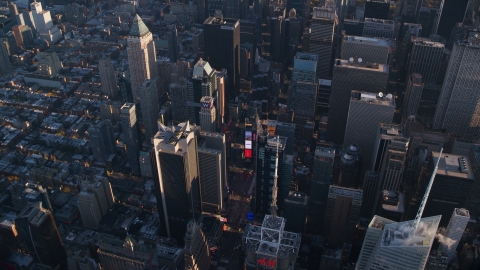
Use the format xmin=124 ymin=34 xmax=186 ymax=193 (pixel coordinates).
xmin=88 ymin=120 xmax=116 ymax=163
xmin=30 ymin=1 xmax=62 ymax=43
xmin=364 ymin=0 xmax=390 ymax=20
xmin=188 ymin=59 xmax=217 ymax=124
xmin=127 ymin=14 xmax=157 ymax=101
xmin=438 ymin=208 xmax=469 ymax=264
xmin=372 ymin=123 xmax=409 ymax=191
xmin=197 ymin=131 xmax=227 ymax=213
xmin=308 ymin=146 xmax=335 ymax=234
xmin=355 ymin=215 xmax=441 ymax=270
xmin=203 ymin=15 xmax=240 ymax=95
xmin=343 ymin=91 xmax=395 ymax=171
xmin=97 ymin=234 xmax=152 ymax=270
xmin=433 ymin=36 xmax=480 ymax=138
xmin=290 ymin=52 xmax=318 ymax=118
xmin=406 ymin=37 xmax=444 ymax=107
xmin=310 ymin=6 xmax=337 ymax=79
xmin=120 ymin=103 xmax=140 ymax=175
xmin=138 ymin=78 xmax=159 ymax=141
xmin=38 ymin=49 xmax=62 ymax=77
xmin=256 ymin=135 xmax=290 ymax=216
xmin=326 ymin=59 xmax=388 ymax=144
xmin=363 ymin=18 xmax=395 ymax=38
xmin=404 ymin=73 xmax=424 ymax=117
xmin=341 ymin=35 xmax=391 ymax=65
xmin=184 ymin=220 xmax=210 ymax=270
xmin=99 ymin=55 xmax=118 ymax=99
xmin=153 ymin=122 xmax=201 ymax=243
xmin=323 ymin=186 xmax=362 ymax=246
xmin=170 ymin=77 xmax=189 ymax=122
xmin=77 ymin=176 xmax=114 ymax=229
xmin=361 ymin=171 xmax=381 ymax=218
xmin=283 ymin=191 xmax=309 ymax=234
xmin=15 ymin=202 xmax=67 ymax=268
xmin=199 ymin=96 xmax=216 ymax=132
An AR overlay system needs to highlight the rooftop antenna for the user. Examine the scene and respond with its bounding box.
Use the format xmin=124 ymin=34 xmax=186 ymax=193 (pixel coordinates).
xmin=408 ymin=148 xmax=443 ymax=239
xmin=270 ymin=135 xmax=280 ymax=218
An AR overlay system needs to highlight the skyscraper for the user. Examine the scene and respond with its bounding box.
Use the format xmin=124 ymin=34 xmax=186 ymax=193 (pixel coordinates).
xmin=310 ymin=5 xmax=337 ymax=79
xmin=167 ymin=24 xmax=179 ymax=62
xmin=439 ymin=208 xmax=469 ymax=263
xmin=269 ymin=16 xmax=286 ymax=63
xmin=404 ymin=73 xmax=424 ymax=117
xmin=433 ymin=36 xmax=480 ymax=138
xmin=361 ymin=171 xmax=381 ymax=218
xmin=15 ymin=202 xmax=67 ymax=268
xmin=467 ymin=144 xmax=480 ymax=217
xmin=333 ymin=144 xmax=363 ymax=188
xmin=372 ymin=123 xmax=409 ymax=191
xmin=199 ymin=96 xmax=216 ymax=132
xmin=326 ymin=59 xmax=389 ymax=144
xmin=340 ymin=35 xmax=391 ymax=65
xmin=88 ymin=120 xmax=116 ymax=163
xmin=308 ymin=146 xmax=335 ymax=234
xmin=0 ymin=42 xmax=11 ymax=73
xmin=188 ymin=59 xmax=217 ymax=124
xmin=283 ymin=191 xmax=309 ymax=234
xmin=170 ymin=77 xmax=189 ymax=122
xmin=364 ymin=0 xmax=390 ymax=20
xmin=203 ymin=15 xmax=240 ymax=95
xmin=406 ymin=37 xmax=444 ymax=108
xmin=355 ymin=215 xmax=441 ymax=270
xmin=322 ymin=186 xmax=362 ymax=246
xmin=12 ymin=25 xmax=33 ymax=48
xmin=30 ymin=1 xmax=62 ymax=43
xmin=120 ymin=103 xmax=140 ymax=175
xmin=38 ymin=49 xmax=62 ymax=77
xmin=99 ymin=55 xmax=118 ymax=99
xmin=97 ymin=234 xmax=152 ymax=270
xmin=127 ymin=14 xmax=157 ymax=101
xmin=77 ymin=176 xmax=114 ymax=229
xmin=138 ymin=78 xmax=160 ymax=141
xmin=184 ymin=220 xmax=210 ymax=270
xmin=363 ymin=18 xmax=395 ymax=38
xmin=153 ymin=122 xmax=201 ymax=243
xmin=343 ymin=91 xmax=395 ymax=171
xmin=290 ymin=53 xmax=318 ymax=119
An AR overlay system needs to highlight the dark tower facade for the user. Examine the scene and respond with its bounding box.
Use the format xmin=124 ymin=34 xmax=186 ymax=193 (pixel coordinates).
xmin=333 ymin=144 xmax=363 ymax=189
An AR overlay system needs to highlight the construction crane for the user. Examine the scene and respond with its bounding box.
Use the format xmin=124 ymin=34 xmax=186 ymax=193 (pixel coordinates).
xmin=409 ymin=148 xmax=443 ymax=238
xmin=270 ymin=135 xmax=280 ymax=218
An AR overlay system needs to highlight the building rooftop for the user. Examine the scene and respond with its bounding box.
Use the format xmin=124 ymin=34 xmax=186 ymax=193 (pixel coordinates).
xmin=265 ymin=135 xmax=287 ymax=150
xmin=351 ymin=91 xmax=395 ymax=107
xmin=328 ymin=186 xmax=363 ymax=202
xmin=382 ymin=190 xmax=405 ymax=213
xmin=365 ymin=17 xmax=395 ymax=24
xmin=335 ymin=58 xmax=388 ymax=72
xmin=381 ymin=215 xmax=441 ymax=247
xmin=294 ymin=52 xmax=319 ymax=62
xmin=315 ymin=146 xmax=336 ymax=158
xmin=455 ymin=208 xmax=470 ymax=217
xmin=285 ymin=191 xmax=308 ymax=205
xmin=432 ymin=152 xmax=474 ymax=180
xmin=411 ymin=37 xmax=444 ymax=48
xmin=343 ymin=35 xmax=390 ymax=46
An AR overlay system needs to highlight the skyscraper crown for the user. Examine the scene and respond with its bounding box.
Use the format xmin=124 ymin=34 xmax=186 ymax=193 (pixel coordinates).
xmin=129 ymin=14 xmax=150 ymax=37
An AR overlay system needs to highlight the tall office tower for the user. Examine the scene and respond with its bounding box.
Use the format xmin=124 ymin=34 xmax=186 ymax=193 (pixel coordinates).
xmin=97 ymin=234 xmax=152 ymax=270
xmin=256 ymin=135 xmax=289 ymax=216
xmin=283 ymin=191 xmax=308 ymax=234
xmin=37 ymin=49 xmax=62 ymax=77
xmin=326 ymin=59 xmax=388 ymax=144
xmin=0 ymin=42 xmax=11 ymax=73
xmin=287 ymin=3 xmax=303 ymax=18
xmin=8 ymin=2 xmax=18 ymax=17
xmin=355 ymin=215 xmax=441 ymax=270
xmin=199 ymin=96 xmax=216 ymax=132
xmin=405 ymin=37 xmax=444 ymax=108
xmin=343 ymin=91 xmax=395 ymax=171
xmin=214 ymin=69 xmax=227 ymax=124
xmin=335 ymin=0 xmax=348 ymax=24
xmin=372 ymin=123 xmax=409 ymax=191
xmin=433 ymin=37 xmax=480 ymax=138
xmin=363 ymin=18 xmax=395 ymax=38
xmin=417 ymin=152 xmax=474 ymax=225
xmin=203 ymin=15 xmax=240 ymax=95
xmin=361 ymin=171 xmax=381 ymax=218
xmin=404 ymin=73 xmax=424 ymax=117
xmin=77 ymin=176 xmax=114 ymax=229
xmin=269 ymin=16 xmax=286 ymax=63
xmin=170 ymin=77 xmax=189 ymax=122
xmin=188 ymin=59 xmax=217 ymax=124
xmin=417 ymin=6 xmax=442 ymax=37
xmin=197 ymin=131 xmax=227 ymax=213
xmin=12 ymin=25 xmax=33 ymax=48
xmin=153 ymin=122 xmax=202 ymax=243
xmin=290 ymin=53 xmax=318 ymax=119
xmin=99 ymin=55 xmax=118 ymax=99
xmin=226 ymin=0 xmax=240 ymax=18
xmin=468 ymin=145 xmax=480 ymax=216
xmin=2 ymin=32 xmax=17 ymax=57
xmin=463 ymin=0 xmax=480 ymax=29
xmin=364 ymin=0 xmax=390 ymax=20
xmin=15 ymin=202 xmax=67 ymax=268
xmin=184 ymin=220 xmax=210 ymax=270
xmin=322 ymin=186 xmax=362 ymax=246
xmin=398 ymin=23 xmax=422 ymax=69
xmin=317 ymin=79 xmax=331 ymax=115
xmin=88 ymin=120 xmax=116 ymax=162
xmin=127 ymin=14 xmax=157 ymax=101
xmin=340 ymin=35 xmax=391 ymax=65
xmin=120 ymin=103 xmax=140 ymax=175
xmin=118 ymin=75 xmax=133 ymax=103
xmin=286 ymin=10 xmax=302 ymax=46
xmin=308 ymin=147 xmax=335 ymax=234
xmin=438 ymin=208 xmax=469 ymax=263
xmin=310 ymin=6 xmax=337 ymax=79
xmin=378 ymin=190 xmax=405 ymax=222
xmin=139 ymin=78 xmax=160 ymax=141
xmin=167 ymin=24 xmax=178 ymax=62
xmin=30 ymin=1 xmax=61 ymax=43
